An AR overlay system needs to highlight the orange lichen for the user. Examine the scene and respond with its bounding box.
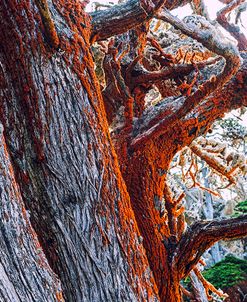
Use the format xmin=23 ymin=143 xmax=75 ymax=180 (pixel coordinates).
xmin=34 ymin=0 xmax=59 ymax=48
xmin=193 ymin=267 xmax=228 ymax=300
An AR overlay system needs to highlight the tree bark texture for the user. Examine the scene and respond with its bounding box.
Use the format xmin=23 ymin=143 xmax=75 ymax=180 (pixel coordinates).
xmin=0 ymin=1 xmax=159 ymax=301
xmin=0 ymin=124 xmax=63 ymax=301
xmin=1 ymin=0 xmax=247 ymax=301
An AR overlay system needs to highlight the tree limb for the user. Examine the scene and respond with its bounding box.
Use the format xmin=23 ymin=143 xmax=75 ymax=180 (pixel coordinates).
xmin=193 ymin=267 xmax=228 ymax=300
xmin=173 ymin=215 xmax=247 ymax=279
xmin=90 ymin=0 xmax=191 ymax=42
xmin=155 ymin=52 xmax=247 ymax=156
xmin=190 ymin=141 xmax=236 ymax=185
xmin=129 ymin=8 xmax=241 ymax=151
xmin=216 ymin=0 xmax=247 ymax=51
xmin=133 ymin=57 xmax=220 ymax=86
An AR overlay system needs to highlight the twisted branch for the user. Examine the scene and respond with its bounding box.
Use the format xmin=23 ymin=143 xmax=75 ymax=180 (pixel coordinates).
xmin=173 ymin=215 xmax=247 ymax=279
xmin=129 ymin=9 xmax=241 ymax=151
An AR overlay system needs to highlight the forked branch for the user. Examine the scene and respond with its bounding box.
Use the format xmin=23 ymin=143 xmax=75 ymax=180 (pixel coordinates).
xmin=129 ymin=9 xmax=241 ymax=151
xmin=173 ymin=215 xmax=247 ymax=279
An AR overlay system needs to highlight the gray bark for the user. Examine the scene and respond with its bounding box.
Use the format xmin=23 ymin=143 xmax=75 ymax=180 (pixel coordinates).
xmin=190 ymin=271 xmax=208 ymax=302
xmin=0 ymin=124 xmax=62 ymax=302
xmin=0 ymin=1 xmax=158 ymax=301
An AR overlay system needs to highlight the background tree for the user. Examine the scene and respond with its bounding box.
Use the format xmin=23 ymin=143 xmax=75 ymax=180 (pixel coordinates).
xmin=0 ymin=0 xmax=247 ymax=302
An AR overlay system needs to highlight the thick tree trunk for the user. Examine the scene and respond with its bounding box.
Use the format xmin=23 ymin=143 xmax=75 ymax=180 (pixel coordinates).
xmin=0 ymin=124 xmax=62 ymax=301
xmin=0 ymin=1 xmax=159 ymax=301
xmin=1 ymin=0 xmax=247 ymax=301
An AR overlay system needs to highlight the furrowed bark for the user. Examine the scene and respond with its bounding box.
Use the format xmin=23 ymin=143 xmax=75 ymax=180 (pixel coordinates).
xmin=114 ymin=139 xmax=171 ymax=300
xmin=90 ymin=0 xmax=191 ymax=42
xmin=0 ymin=124 xmax=62 ymax=302
xmin=0 ymin=1 xmax=159 ymax=301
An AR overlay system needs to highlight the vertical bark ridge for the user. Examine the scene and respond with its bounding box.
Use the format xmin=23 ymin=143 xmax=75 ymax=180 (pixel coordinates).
xmin=0 ymin=124 xmax=63 ymax=302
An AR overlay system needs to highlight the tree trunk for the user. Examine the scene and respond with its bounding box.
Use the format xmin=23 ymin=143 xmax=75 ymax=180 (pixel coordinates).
xmin=1 ymin=1 xmax=247 ymax=301
xmin=0 ymin=1 xmax=159 ymax=301
xmin=202 ymin=167 xmax=222 ymax=264
xmin=115 ymin=130 xmax=183 ymax=300
xmin=0 ymin=123 xmax=62 ymax=301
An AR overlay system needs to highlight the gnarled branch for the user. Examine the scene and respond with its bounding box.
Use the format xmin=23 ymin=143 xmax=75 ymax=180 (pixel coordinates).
xmin=90 ymin=0 xmax=191 ymax=42
xmin=129 ymin=8 xmax=241 ymax=151
xmin=216 ymin=0 xmax=247 ymax=51
xmin=153 ymin=52 xmax=247 ymax=157
xmin=173 ymin=215 xmax=247 ymax=279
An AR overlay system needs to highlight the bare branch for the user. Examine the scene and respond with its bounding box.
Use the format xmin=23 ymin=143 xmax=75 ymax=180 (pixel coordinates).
xmin=190 ymin=140 xmax=236 ymax=185
xmin=90 ymin=0 xmax=191 ymax=42
xmin=173 ymin=215 xmax=247 ymax=279
xmin=129 ymin=9 xmax=241 ymax=151
xmin=193 ymin=267 xmax=228 ymax=300
xmin=190 ymin=270 xmax=208 ymax=302
xmin=216 ymin=0 xmax=247 ymax=51
xmin=133 ymin=57 xmax=220 ymax=86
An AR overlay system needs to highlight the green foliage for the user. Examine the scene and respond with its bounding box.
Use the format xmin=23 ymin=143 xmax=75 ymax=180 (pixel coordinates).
xmin=202 ymin=256 xmax=247 ymax=289
xmin=233 ymin=200 xmax=247 ymax=217
xmin=218 ymin=117 xmax=247 ymax=141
